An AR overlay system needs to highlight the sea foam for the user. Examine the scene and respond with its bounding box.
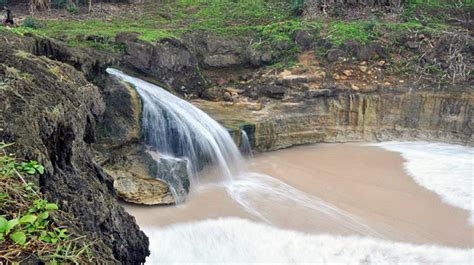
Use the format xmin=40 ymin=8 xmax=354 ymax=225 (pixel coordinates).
xmin=375 ymin=142 xmax=474 ymax=224
xmin=144 ymin=217 xmax=473 ymax=264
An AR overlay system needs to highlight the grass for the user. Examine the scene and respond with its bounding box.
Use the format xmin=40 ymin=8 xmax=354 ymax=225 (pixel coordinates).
xmin=6 ymin=0 xmax=292 ymax=51
xmin=3 ymin=0 xmax=467 ymax=57
xmin=405 ymin=0 xmax=474 ymax=8
xmin=325 ymin=20 xmax=378 ymax=45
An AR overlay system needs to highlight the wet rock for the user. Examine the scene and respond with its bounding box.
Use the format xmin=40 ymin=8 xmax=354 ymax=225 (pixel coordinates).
xmin=96 ymin=141 xmax=181 ymax=205
xmin=113 ymin=173 xmax=174 ymax=205
xmin=96 ymin=76 xmax=141 ymax=145
xmin=155 ymin=155 xmax=190 ymax=195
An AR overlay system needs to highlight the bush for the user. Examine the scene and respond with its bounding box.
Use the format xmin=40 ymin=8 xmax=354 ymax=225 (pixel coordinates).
xmin=22 ymin=16 xmax=45 ymax=29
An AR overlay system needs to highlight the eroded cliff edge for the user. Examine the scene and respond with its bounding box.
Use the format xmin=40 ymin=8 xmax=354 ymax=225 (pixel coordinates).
xmin=0 ymin=44 xmax=149 ymax=262
xmin=249 ymin=88 xmax=473 ymax=151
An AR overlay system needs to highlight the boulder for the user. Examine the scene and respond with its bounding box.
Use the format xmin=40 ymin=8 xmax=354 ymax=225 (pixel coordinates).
xmin=112 ymin=173 xmax=174 ymax=205
xmin=326 ymin=48 xmax=347 ymax=62
xmin=183 ymin=31 xmax=248 ymax=68
xmin=293 ymin=29 xmax=315 ymax=49
xmin=115 ymin=32 xmax=140 ymax=43
xmin=245 ymin=47 xmax=275 ymax=67
xmin=118 ymin=34 xmax=205 ymax=96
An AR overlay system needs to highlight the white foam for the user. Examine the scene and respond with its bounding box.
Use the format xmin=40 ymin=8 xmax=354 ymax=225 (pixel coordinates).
xmin=374 ymin=141 xmax=474 ymax=224
xmin=144 ymin=217 xmax=473 ymax=264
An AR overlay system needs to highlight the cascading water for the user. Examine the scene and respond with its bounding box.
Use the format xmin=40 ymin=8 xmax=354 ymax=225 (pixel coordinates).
xmin=239 ymin=130 xmax=253 ymax=155
xmin=106 ymin=68 xmax=244 ymax=186
xmin=106 ymin=68 xmax=379 ymax=236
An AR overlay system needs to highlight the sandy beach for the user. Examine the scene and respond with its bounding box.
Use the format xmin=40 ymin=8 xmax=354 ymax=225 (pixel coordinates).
xmin=124 ymin=143 xmax=473 ymax=248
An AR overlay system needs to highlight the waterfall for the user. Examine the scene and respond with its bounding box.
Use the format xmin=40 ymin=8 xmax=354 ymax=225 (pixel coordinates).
xmin=239 ymin=130 xmax=253 ymax=155
xmin=106 ymin=68 xmax=381 ymax=236
xmin=106 ymin=68 xmax=244 ymax=198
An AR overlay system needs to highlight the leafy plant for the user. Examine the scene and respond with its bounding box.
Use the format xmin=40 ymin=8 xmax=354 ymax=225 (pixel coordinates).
xmin=0 ymin=141 xmax=92 ymax=263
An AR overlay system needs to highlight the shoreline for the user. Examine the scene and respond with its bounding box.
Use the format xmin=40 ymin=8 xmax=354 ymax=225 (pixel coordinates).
xmin=124 ymin=143 xmax=473 ymax=248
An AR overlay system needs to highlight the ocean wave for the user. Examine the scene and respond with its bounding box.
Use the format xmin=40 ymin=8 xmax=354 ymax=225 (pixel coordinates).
xmin=374 ymin=142 xmax=474 ymax=224
xmin=144 ymin=217 xmax=473 ymax=264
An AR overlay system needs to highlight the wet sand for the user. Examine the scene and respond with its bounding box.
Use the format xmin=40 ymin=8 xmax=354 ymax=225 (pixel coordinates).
xmin=124 ymin=143 xmax=474 ymax=248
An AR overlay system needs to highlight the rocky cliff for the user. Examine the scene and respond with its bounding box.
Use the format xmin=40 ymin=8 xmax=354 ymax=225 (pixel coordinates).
xmin=247 ymin=88 xmax=473 ymax=151
xmin=0 ymin=41 xmax=149 ymax=262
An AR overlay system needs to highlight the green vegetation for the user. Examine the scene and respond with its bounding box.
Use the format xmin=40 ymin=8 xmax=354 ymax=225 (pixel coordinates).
xmin=6 ymin=0 xmax=292 ymax=51
xmin=3 ymin=0 xmax=470 ymax=69
xmin=405 ymin=0 xmax=473 ymax=8
xmin=10 ymin=0 xmax=456 ymax=45
xmin=0 ymin=142 xmax=92 ymax=263
xmin=325 ymin=20 xmax=378 ymax=45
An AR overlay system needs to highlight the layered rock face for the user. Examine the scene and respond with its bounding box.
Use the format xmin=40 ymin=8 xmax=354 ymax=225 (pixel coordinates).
xmin=0 ymin=46 xmax=149 ymax=263
xmin=247 ymin=88 xmax=473 ymax=151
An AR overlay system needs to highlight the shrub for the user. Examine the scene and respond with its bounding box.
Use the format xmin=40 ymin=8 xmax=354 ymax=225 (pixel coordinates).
xmin=22 ymin=16 xmax=44 ymax=29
